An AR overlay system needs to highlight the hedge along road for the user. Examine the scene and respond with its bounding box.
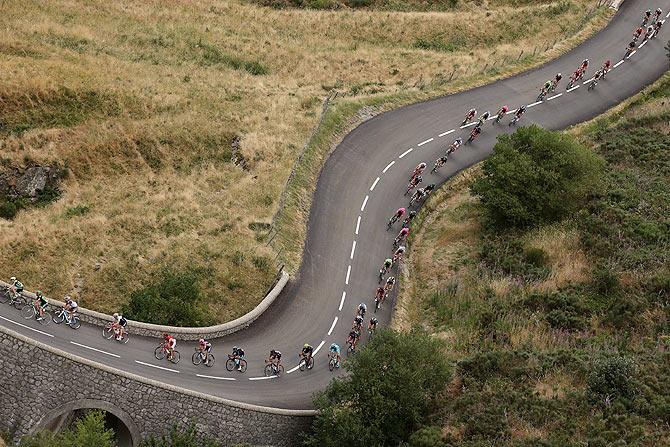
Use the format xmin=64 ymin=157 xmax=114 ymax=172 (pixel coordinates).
xmin=1 ymin=0 xmax=669 ymax=411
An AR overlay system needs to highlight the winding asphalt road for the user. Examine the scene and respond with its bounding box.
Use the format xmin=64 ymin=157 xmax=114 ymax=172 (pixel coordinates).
xmin=1 ymin=0 xmax=669 ymax=411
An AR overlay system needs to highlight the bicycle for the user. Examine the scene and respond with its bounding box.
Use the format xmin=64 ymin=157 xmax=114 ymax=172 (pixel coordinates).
xmin=0 ymin=286 xmax=26 ymax=309
xmin=192 ymin=347 xmax=216 ymax=367
xmin=21 ymin=302 xmax=51 ymax=325
xmin=52 ymin=307 xmax=81 ymax=329
xmin=404 ymin=178 xmax=421 ymax=196
xmin=346 ymin=339 xmax=357 ymax=356
xmin=264 ymin=360 xmax=284 ymax=377
xmin=154 ymin=344 xmax=180 ymax=364
xmin=386 ymin=215 xmax=399 ymax=231
xmin=225 ymin=355 xmax=248 ymax=372
xmin=537 ymin=88 xmax=548 ymax=102
xmin=509 ymin=115 xmax=522 ymax=126
xmin=431 ymin=156 xmax=447 ymax=174
xmin=587 ymin=77 xmax=599 ymax=91
xmin=328 ymin=352 xmax=339 ymax=371
xmin=298 ymin=353 xmax=314 ymax=371
xmin=374 ymin=294 xmax=384 ymax=312
xmin=102 ymin=322 xmax=130 ymax=344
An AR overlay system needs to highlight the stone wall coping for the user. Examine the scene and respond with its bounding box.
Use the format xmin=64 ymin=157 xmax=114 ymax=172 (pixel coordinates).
xmin=0 ymin=323 xmax=317 ymax=416
xmin=1 ymin=271 xmax=289 ymax=340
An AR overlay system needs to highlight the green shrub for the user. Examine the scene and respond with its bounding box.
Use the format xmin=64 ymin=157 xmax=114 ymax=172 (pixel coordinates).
xmin=122 ymin=271 xmax=212 ymax=326
xmin=587 ymin=354 xmax=637 ymax=407
xmin=141 ymin=424 xmax=220 ymax=447
xmin=522 ymin=291 xmax=589 ymax=331
xmin=480 ymin=233 xmax=550 ymax=281
xmin=64 ymin=204 xmax=91 ymax=218
xmin=471 ymin=125 xmax=603 ymax=229
xmin=409 ymin=426 xmax=447 ymax=447
xmin=304 ymin=330 xmax=450 ymax=446
xmin=19 ymin=411 xmax=114 ymax=447
xmin=0 ymin=201 xmax=18 ymax=219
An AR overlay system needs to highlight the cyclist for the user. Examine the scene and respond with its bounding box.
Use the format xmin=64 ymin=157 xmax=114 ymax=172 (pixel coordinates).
xmin=388 ymin=207 xmax=406 ymax=228
xmin=353 ymin=314 xmax=364 ymax=332
xmin=653 ymin=8 xmax=663 ymax=24
xmin=329 ymin=343 xmax=341 ymax=368
xmin=402 ymin=210 xmax=417 ymax=228
xmin=267 ymin=349 xmax=282 ymax=372
xmin=231 ymin=346 xmax=245 ymax=371
xmin=462 ymin=108 xmax=477 ymax=125
xmin=34 ymin=291 xmax=48 ymax=320
xmin=447 ymin=138 xmax=463 ymax=154
xmin=600 ymin=60 xmax=611 ymax=78
xmin=375 ymin=286 xmax=385 ymax=307
xmin=642 ymin=9 xmax=652 ymax=26
xmin=588 ymin=69 xmax=603 ymax=90
xmin=580 ymin=58 xmax=589 ymax=71
xmin=409 ymin=187 xmax=426 ymax=206
xmin=643 ymin=25 xmax=654 ymax=41
xmin=384 ymin=276 xmax=396 ymax=295
xmin=540 ymin=80 xmax=552 ymax=98
xmin=633 ymin=27 xmax=644 ymax=42
xmin=382 ymin=258 xmax=393 ymax=275
xmin=347 ymin=329 xmax=360 ymax=351
xmin=431 ymin=155 xmax=448 ymax=173
xmin=405 ymin=175 xmax=422 ymax=195
xmin=477 ymin=111 xmax=490 ymax=127
xmin=198 ymin=338 xmax=212 ymax=360
xmin=510 ymin=105 xmax=526 ymax=126
xmin=411 ymin=162 xmax=427 ymax=179
xmin=394 ymin=227 xmax=409 ymax=246
xmin=467 ymin=125 xmax=481 ymax=144
xmin=368 ymin=317 xmax=379 ymax=335
xmin=625 ymin=40 xmax=636 ymax=59
xmin=551 ymin=73 xmax=562 ymax=91
xmin=392 ymin=246 xmax=406 ymax=263
xmin=112 ymin=312 xmax=128 ymax=341
xmin=163 ymin=333 xmax=177 ymax=360
xmin=653 ymin=19 xmax=664 ymax=37
xmin=424 ymin=184 xmax=435 ymax=196
xmin=301 ymin=343 xmax=314 ymax=368
xmin=495 ymin=105 xmax=509 ymax=123
xmin=64 ymin=296 xmax=78 ymax=319
xmin=8 ymin=276 xmax=23 ymax=300
xmin=357 ymin=302 xmax=367 ymax=319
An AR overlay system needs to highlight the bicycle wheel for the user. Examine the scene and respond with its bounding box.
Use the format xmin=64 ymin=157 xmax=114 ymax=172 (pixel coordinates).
xmin=69 ymin=316 xmax=81 ymax=330
xmin=119 ymin=331 xmax=130 ymax=344
xmin=102 ymin=325 xmax=114 ymax=340
xmin=154 ymin=346 xmax=166 ymax=360
xmin=192 ymin=351 xmax=203 ymax=366
xmin=12 ymin=296 xmax=25 ymax=310
xmin=298 ymin=358 xmax=307 ymax=372
xmin=225 ymin=358 xmax=236 ymax=371
xmin=52 ymin=311 xmax=65 ymax=325
xmin=21 ymin=305 xmax=34 ymax=320
xmin=329 ymin=358 xmax=336 ymax=372
xmin=0 ymin=290 xmax=9 ymax=305
xmin=168 ymin=350 xmax=180 ymax=364
xmin=38 ymin=311 xmax=51 ymax=326
xmin=205 ymin=354 xmax=215 ymax=367
xmin=307 ymin=357 xmax=314 ymax=369
xmin=264 ymin=364 xmax=274 ymax=376
xmin=238 ymin=359 xmax=247 ymax=373
xmin=275 ymin=364 xmax=284 ymax=376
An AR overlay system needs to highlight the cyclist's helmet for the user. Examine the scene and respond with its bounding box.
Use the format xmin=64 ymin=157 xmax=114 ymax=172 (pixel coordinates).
xmin=10 ymin=276 xmax=16 ymax=282
xmin=415 ymin=175 xmax=422 ymax=182
xmin=199 ymin=338 xmax=205 ymax=344
xmin=582 ymin=58 xmax=589 ymax=65
xmin=409 ymin=210 xmax=417 ymax=218
xmin=330 ymin=343 xmax=337 ymax=350
xmin=455 ymin=138 xmax=463 ymax=144
xmin=163 ymin=333 xmax=169 ymax=340
xmin=556 ymin=73 xmax=562 ymax=79
xmin=370 ymin=317 xmax=378 ymax=324
xmin=303 ymin=343 xmax=309 ymax=349
xmin=418 ymin=162 xmax=426 ymax=169
xmin=656 ymin=8 xmax=662 ymax=14
xmin=113 ymin=312 xmax=119 ymax=318
xmin=64 ymin=295 xmax=71 ymax=303
xmin=645 ymin=9 xmax=651 ymax=16
xmin=604 ymin=60 xmax=610 ymax=67
xmin=36 ymin=291 xmax=42 ymax=297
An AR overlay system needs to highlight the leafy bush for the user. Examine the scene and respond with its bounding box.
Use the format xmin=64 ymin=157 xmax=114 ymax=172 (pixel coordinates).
xmin=122 ymin=271 xmax=212 ymax=326
xmin=141 ymin=424 xmax=220 ymax=447
xmin=19 ymin=411 xmax=114 ymax=447
xmin=522 ymin=291 xmax=589 ymax=331
xmin=0 ymin=201 xmax=18 ymax=219
xmin=587 ymin=354 xmax=637 ymax=407
xmin=409 ymin=426 xmax=447 ymax=447
xmin=480 ymin=233 xmax=550 ymax=281
xmin=471 ymin=125 xmax=603 ymax=228
xmin=304 ymin=329 xmax=450 ymax=446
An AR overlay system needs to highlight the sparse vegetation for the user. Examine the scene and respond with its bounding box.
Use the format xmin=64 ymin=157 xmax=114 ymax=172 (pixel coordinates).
xmin=0 ymin=0 xmax=610 ymax=322
xmin=18 ymin=411 xmax=114 ymax=447
xmin=389 ymin=75 xmax=670 ymax=445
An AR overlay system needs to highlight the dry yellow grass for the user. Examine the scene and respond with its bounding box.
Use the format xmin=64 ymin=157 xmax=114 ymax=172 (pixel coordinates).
xmin=0 ymin=0 xmax=609 ymax=321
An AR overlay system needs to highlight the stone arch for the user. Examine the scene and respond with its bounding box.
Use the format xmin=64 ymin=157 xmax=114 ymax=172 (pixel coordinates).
xmin=30 ymin=398 xmax=141 ymax=447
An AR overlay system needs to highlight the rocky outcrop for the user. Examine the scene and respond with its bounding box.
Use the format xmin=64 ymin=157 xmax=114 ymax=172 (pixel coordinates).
xmin=0 ymin=164 xmax=62 ymax=201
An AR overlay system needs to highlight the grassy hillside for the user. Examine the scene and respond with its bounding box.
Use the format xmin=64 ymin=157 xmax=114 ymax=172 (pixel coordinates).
xmin=397 ymin=74 xmax=670 ymax=445
xmin=0 ymin=0 xmax=609 ymax=322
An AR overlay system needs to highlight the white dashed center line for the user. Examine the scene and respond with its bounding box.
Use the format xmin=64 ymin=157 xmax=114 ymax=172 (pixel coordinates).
xmin=460 ymin=122 xmax=477 ymax=128
xmin=313 ymin=341 xmax=326 ymax=355
xmin=383 ymin=160 xmax=395 ymax=173
xmin=350 ymin=241 xmax=357 ymax=260
xmin=527 ymin=101 xmax=543 ymax=108
xmin=355 ymin=216 xmax=361 ymax=235
xmin=399 ymin=148 xmax=413 ymax=158
xmin=417 ymin=138 xmax=433 ymax=147
xmin=196 ymin=374 xmax=236 ymax=381
xmin=370 ymin=177 xmax=380 ymax=191
xmin=0 ymin=315 xmax=53 ymax=338
xmin=438 ymin=129 xmax=455 ymax=137
xmin=547 ymin=93 xmax=562 ymax=101
xmin=339 ymin=291 xmax=346 ymax=311
xmin=249 ymin=376 xmax=275 ymax=381
xmin=71 ymin=341 xmax=120 ymax=358
xmin=613 ymin=60 xmax=624 ymax=68
xmin=345 ymin=266 xmax=351 ymax=285
xmin=360 ymin=195 xmax=369 ymax=211
xmin=328 ymin=316 xmax=338 ymax=335
xmin=567 ymin=85 xmax=580 ymax=92
xmin=135 ymin=360 xmax=179 ymax=373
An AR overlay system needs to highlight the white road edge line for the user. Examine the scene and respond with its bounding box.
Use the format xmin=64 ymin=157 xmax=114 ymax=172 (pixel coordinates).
xmin=639 ymin=40 xmax=647 ymax=49
xmin=507 ymin=109 xmax=517 ymax=114
xmin=583 ymin=78 xmax=594 ymax=85
xmin=567 ymin=85 xmax=580 ymax=92
xmin=399 ymin=148 xmax=413 ymax=158
xmin=70 ymin=341 xmax=120 ymax=358
xmin=360 ymin=195 xmax=369 ymax=212
xmin=613 ymin=60 xmax=624 ymax=68
xmin=345 ymin=266 xmax=351 ymax=285
xmin=382 ymin=160 xmax=395 ymax=173
xmin=417 ymin=138 xmax=433 ymax=147
xmin=547 ymin=93 xmax=562 ymax=101
xmin=667 ymin=11 xmax=670 ymax=18
xmin=135 ymin=360 xmax=179 ymax=373
xmin=313 ymin=340 xmax=326 ymax=355
xmin=249 ymin=376 xmax=275 ymax=381
xmin=350 ymin=240 xmax=356 ymax=260
xmin=286 ymin=365 xmax=300 ymax=374
xmin=527 ymin=101 xmax=542 ymax=108
xmin=460 ymin=122 xmax=477 ymax=128
xmin=438 ymin=129 xmax=455 ymax=137
xmin=328 ymin=316 xmax=338 ymax=335
xmin=196 ymin=374 xmax=236 ymax=381
xmin=0 ymin=315 xmax=54 ymax=338
xmin=339 ymin=292 xmax=346 ymax=311
xmin=629 ymin=50 xmax=637 ymax=57
xmin=370 ymin=177 xmax=380 ymax=191
xmin=355 ymin=216 xmax=361 ymax=235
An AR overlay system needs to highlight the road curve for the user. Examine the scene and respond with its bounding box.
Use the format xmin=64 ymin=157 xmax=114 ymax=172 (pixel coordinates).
xmin=1 ymin=0 xmax=669 ymax=410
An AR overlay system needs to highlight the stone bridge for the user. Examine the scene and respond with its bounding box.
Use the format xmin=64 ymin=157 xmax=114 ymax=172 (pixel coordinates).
xmin=0 ymin=325 xmax=313 ymax=446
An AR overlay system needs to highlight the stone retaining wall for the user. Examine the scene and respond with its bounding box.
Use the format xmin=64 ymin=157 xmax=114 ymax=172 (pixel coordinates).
xmin=1 ymin=271 xmax=289 ymax=340
xmin=0 ymin=324 xmax=314 ymax=446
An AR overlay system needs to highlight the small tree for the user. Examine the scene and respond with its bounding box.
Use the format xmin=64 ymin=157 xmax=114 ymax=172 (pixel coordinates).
xmin=304 ymin=330 xmax=450 ymax=446
xmin=19 ymin=411 xmax=114 ymax=447
xmin=471 ymin=125 xmax=603 ymax=229
xmin=141 ymin=424 xmax=220 ymax=447
xmin=587 ymin=354 xmax=637 ymax=407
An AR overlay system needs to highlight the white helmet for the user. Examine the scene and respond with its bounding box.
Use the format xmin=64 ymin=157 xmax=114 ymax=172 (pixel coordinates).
xmin=10 ymin=277 xmax=16 ymax=281
xmin=113 ymin=312 xmax=119 ymax=318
